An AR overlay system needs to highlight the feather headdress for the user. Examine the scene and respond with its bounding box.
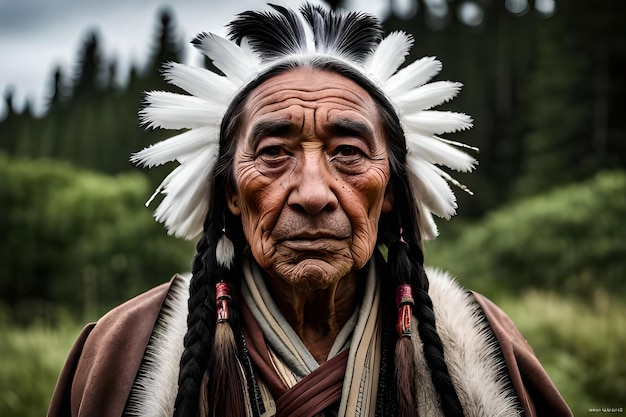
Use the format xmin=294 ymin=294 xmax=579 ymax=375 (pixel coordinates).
xmin=132 ymin=2 xmax=477 ymax=241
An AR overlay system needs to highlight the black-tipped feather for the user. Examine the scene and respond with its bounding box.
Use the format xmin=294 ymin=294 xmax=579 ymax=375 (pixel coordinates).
xmin=227 ymin=5 xmax=307 ymax=60
xmin=300 ymin=3 xmax=382 ymax=63
xmin=227 ymin=2 xmax=382 ymax=64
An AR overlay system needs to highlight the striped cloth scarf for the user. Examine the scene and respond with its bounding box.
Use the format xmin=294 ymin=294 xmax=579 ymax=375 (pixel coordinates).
xmin=241 ymin=257 xmax=381 ymax=417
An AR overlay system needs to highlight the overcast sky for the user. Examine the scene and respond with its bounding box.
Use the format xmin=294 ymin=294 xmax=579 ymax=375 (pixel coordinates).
xmin=0 ymin=0 xmax=393 ymax=118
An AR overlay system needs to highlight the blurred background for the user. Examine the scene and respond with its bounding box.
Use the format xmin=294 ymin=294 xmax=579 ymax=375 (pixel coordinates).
xmin=1 ymin=0 xmax=624 ymax=415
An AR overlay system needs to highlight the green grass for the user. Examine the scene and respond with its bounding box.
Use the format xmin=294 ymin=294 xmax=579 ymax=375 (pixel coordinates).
xmin=498 ymin=291 xmax=626 ymax=416
xmin=0 ymin=311 xmax=83 ymax=417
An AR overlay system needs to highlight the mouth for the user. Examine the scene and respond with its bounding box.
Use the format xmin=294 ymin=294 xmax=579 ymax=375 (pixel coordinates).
xmin=276 ymin=231 xmax=350 ymax=252
xmin=279 ymin=238 xmax=347 ymax=253
xmin=277 ymin=230 xmax=350 ymax=242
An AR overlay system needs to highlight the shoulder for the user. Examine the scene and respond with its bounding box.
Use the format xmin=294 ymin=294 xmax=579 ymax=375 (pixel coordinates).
xmin=79 ymin=278 xmax=179 ymax=361
xmin=95 ymin=279 xmax=176 ymax=333
xmin=424 ymin=267 xmax=572 ymax=417
xmin=48 ymin=274 xmax=190 ymax=417
xmin=471 ymin=290 xmax=572 ymax=416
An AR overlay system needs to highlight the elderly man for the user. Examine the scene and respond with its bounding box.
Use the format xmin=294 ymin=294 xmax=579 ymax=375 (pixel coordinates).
xmin=48 ymin=3 xmax=571 ymax=417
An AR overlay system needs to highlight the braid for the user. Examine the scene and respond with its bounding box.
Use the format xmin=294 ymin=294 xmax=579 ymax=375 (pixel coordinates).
xmin=173 ymin=233 xmax=215 ymax=417
xmin=409 ymin=241 xmax=465 ymax=417
xmin=381 ymin=170 xmax=464 ymax=416
xmin=203 ymin=199 xmax=249 ymax=417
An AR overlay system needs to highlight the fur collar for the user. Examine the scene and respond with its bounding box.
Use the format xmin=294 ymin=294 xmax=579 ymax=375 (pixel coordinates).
xmin=413 ymin=268 xmax=522 ymax=416
xmin=124 ymin=269 xmax=521 ymax=416
xmin=124 ymin=273 xmax=190 ymax=417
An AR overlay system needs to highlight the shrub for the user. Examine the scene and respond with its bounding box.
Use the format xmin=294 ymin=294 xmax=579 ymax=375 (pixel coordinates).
xmin=425 ymin=171 xmax=626 ymax=297
xmin=0 ymin=154 xmax=194 ymax=323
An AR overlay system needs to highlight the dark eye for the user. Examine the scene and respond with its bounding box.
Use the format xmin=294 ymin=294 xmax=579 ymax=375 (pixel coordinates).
xmin=336 ymin=145 xmax=362 ymax=157
xmin=334 ymin=145 xmax=365 ymax=163
xmin=330 ymin=144 xmax=369 ymax=174
xmin=258 ymin=145 xmax=285 ymax=158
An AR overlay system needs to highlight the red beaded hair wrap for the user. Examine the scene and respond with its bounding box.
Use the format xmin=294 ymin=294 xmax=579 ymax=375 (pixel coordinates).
xmin=215 ymin=282 xmax=232 ymax=322
xmin=396 ymin=284 xmax=414 ymax=338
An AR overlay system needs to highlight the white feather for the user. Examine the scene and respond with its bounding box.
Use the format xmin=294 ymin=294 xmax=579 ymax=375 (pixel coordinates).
xmin=137 ymin=149 xmax=206 ymax=196
xmin=194 ymin=32 xmax=259 ymax=84
xmin=130 ymin=126 xmax=218 ymax=168
xmin=163 ymin=62 xmax=237 ymax=101
xmin=159 ymin=147 xmax=215 ymax=209
xmin=168 ymin=197 xmax=208 ymax=240
xmin=365 ymin=31 xmax=413 ymax=83
xmin=216 ymin=235 xmax=235 ymax=269
xmin=153 ymin=166 xmax=211 ymax=228
xmin=407 ymin=132 xmax=477 ymax=172
xmin=238 ymin=37 xmax=261 ymax=65
xmin=151 ymin=144 xmax=218 ymax=239
xmin=384 ymin=56 xmax=442 ymax=96
xmin=406 ymin=155 xmax=458 ymax=219
xmin=140 ymin=91 xmax=224 ymax=130
xmin=403 ymin=111 xmax=473 ymax=135
xmin=394 ymin=81 xmax=463 ymax=113
xmin=418 ymin=205 xmax=439 ymax=240
xmin=435 ymin=137 xmax=480 ymax=153
xmin=428 ymin=164 xmax=475 ymax=196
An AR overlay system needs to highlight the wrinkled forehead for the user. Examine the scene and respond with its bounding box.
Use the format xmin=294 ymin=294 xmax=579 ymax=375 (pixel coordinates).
xmin=239 ymin=67 xmax=383 ymax=132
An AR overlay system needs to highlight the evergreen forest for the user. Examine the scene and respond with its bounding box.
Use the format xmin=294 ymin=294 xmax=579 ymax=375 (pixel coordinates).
xmin=1 ymin=1 xmax=625 ymax=415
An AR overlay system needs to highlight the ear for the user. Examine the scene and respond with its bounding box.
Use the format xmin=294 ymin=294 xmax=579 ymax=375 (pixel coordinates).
xmin=226 ymin=183 xmax=241 ymax=216
xmin=382 ymin=182 xmax=394 ymax=213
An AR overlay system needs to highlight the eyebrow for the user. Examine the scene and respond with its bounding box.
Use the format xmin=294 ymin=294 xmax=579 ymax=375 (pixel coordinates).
xmin=250 ymin=119 xmax=295 ymax=148
xmin=248 ymin=117 xmax=376 ymax=148
xmin=330 ymin=118 xmax=375 ymax=143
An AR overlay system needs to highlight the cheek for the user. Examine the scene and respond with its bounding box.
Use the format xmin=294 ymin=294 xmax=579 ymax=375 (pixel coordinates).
xmin=341 ymin=164 xmax=390 ymax=267
xmin=234 ymin=163 xmax=289 ymax=267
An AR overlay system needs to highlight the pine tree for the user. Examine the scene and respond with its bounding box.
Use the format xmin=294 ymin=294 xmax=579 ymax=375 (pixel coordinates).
xmin=72 ymin=30 xmax=105 ymax=99
xmin=0 ymin=87 xmax=19 ymax=154
xmin=46 ymin=66 xmax=66 ymax=110
xmin=514 ymin=0 xmax=626 ymax=195
xmin=146 ymin=7 xmax=184 ymax=80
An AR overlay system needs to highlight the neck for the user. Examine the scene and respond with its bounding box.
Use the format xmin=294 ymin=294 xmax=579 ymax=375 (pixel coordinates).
xmin=265 ymin=271 xmax=359 ymax=363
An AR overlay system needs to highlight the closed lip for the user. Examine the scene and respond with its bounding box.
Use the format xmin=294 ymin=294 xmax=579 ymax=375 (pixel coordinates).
xmin=279 ymin=237 xmax=346 ymax=251
xmin=277 ymin=230 xmax=350 ymax=242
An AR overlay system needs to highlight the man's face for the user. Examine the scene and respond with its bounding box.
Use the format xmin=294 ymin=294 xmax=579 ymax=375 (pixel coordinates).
xmin=227 ymin=68 xmax=393 ymax=292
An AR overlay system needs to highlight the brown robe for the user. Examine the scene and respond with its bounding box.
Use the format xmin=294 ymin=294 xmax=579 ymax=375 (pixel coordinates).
xmin=47 ymin=278 xmax=572 ymax=417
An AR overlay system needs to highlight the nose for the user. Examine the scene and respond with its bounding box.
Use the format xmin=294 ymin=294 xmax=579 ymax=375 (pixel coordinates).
xmin=287 ymin=152 xmax=339 ymax=215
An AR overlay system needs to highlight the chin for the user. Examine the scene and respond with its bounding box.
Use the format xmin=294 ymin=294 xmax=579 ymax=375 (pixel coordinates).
xmin=272 ymin=258 xmax=353 ymax=293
